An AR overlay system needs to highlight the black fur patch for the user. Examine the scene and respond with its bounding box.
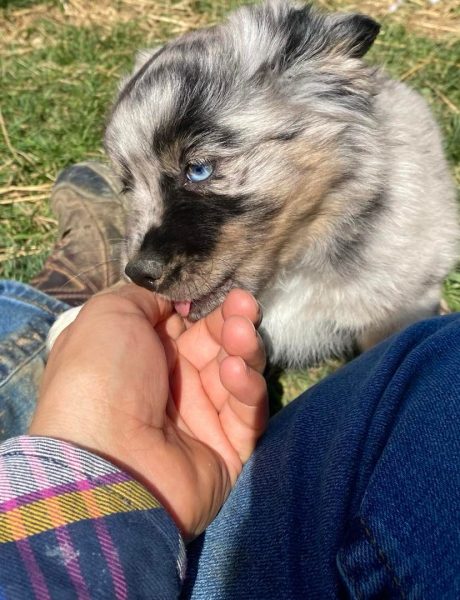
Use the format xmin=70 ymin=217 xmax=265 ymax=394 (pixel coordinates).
xmin=140 ymin=174 xmax=249 ymax=262
xmin=281 ymin=6 xmax=325 ymax=67
xmin=142 ymin=58 xmax=238 ymax=156
xmin=330 ymin=15 xmax=381 ymax=59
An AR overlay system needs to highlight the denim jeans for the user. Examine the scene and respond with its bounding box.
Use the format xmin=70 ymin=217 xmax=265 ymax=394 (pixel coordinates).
xmin=0 ymin=280 xmax=68 ymax=441
xmin=1 ymin=280 xmax=459 ymax=598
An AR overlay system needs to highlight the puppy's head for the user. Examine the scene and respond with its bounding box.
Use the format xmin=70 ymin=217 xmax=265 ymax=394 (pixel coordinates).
xmin=105 ymin=1 xmax=380 ymax=319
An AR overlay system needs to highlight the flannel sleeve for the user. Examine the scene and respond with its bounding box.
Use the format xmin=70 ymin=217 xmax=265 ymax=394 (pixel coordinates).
xmin=0 ymin=436 xmax=186 ymax=599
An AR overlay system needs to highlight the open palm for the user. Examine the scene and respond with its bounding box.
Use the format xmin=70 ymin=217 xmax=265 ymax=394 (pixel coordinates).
xmin=31 ymin=285 xmax=268 ymax=538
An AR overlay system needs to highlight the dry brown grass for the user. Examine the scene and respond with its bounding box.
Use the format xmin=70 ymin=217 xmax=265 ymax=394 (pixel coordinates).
xmin=319 ymin=0 xmax=459 ymax=38
xmin=2 ymin=0 xmax=216 ymax=54
xmin=2 ymin=0 xmax=459 ymax=55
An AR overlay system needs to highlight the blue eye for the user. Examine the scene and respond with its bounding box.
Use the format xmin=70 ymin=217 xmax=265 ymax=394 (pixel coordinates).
xmin=186 ymin=163 xmax=213 ymax=182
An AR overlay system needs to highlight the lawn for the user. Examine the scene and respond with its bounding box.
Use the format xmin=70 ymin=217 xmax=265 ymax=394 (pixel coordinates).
xmin=1 ymin=0 xmax=459 ymax=403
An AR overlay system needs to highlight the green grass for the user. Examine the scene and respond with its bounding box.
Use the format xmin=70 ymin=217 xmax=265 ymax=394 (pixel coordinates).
xmin=0 ymin=1 xmax=459 ymax=403
xmin=1 ymin=19 xmax=157 ymax=276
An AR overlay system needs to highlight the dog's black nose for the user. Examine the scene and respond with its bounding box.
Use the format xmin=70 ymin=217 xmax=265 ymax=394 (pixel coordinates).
xmin=125 ymin=255 xmax=164 ymax=291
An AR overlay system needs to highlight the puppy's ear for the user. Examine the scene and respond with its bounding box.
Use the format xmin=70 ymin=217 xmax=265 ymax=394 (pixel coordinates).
xmin=238 ymin=3 xmax=380 ymax=77
xmin=324 ymin=13 xmax=381 ymax=59
xmin=279 ymin=6 xmax=380 ymax=67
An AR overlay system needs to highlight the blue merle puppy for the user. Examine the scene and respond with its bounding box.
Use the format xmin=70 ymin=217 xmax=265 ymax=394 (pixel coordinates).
xmin=52 ymin=1 xmax=459 ymax=367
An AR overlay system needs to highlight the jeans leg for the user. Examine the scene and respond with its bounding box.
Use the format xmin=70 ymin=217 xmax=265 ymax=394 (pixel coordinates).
xmin=183 ymin=314 xmax=460 ymax=600
xmin=0 ymin=281 xmax=68 ymax=441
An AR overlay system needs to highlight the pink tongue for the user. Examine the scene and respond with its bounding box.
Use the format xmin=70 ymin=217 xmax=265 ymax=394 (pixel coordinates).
xmin=174 ymin=301 xmax=191 ymax=318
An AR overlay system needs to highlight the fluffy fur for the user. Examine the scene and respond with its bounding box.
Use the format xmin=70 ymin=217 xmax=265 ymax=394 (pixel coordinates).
xmin=102 ymin=0 xmax=458 ymax=367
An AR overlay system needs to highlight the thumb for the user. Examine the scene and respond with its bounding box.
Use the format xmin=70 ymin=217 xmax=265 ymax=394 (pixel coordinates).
xmin=92 ymin=284 xmax=173 ymax=327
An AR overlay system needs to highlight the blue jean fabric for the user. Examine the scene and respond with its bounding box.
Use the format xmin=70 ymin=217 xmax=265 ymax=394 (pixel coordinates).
xmin=1 ymin=280 xmax=459 ymax=598
xmin=184 ymin=313 xmax=460 ymax=599
xmin=0 ymin=280 xmax=68 ymax=441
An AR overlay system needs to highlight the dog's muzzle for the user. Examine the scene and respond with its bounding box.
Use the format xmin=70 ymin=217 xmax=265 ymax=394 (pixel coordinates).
xmin=125 ymin=253 xmax=164 ymax=291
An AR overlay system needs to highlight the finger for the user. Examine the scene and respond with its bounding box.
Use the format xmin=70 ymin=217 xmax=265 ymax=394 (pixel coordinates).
xmin=220 ymin=356 xmax=268 ymax=418
xmin=160 ymin=312 xmax=187 ymax=341
xmin=223 ymin=289 xmax=260 ymax=323
xmin=176 ymin=318 xmax=222 ymax=371
xmin=113 ymin=285 xmax=173 ymax=325
xmin=156 ymin=314 xmax=185 ymax=374
xmin=221 ymin=315 xmax=266 ymax=373
xmin=199 ymin=358 xmax=229 ymax=412
xmin=176 ymin=290 xmax=260 ymax=371
xmin=170 ymin=355 xmax=241 ymax=470
xmin=219 ymin=356 xmax=268 ymax=465
xmin=206 ymin=289 xmax=260 ymax=344
xmin=83 ymin=284 xmax=173 ymax=328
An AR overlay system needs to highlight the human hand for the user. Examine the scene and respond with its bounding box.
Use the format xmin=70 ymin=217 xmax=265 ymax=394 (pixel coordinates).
xmin=30 ymin=284 xmax=268 ymax=538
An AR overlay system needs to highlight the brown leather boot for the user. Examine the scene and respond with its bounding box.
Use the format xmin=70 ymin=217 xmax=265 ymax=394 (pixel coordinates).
xmin=31 ymin=162 xmax=126 ymax=306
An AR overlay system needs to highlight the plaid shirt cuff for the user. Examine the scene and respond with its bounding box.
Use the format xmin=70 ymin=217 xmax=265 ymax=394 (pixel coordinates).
xmin=0 ymin=436 xmax=185 ymax=599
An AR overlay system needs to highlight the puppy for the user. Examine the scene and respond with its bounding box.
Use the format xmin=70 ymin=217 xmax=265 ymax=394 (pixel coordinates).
xmin=51 ymin=1 xmax=459 ymax=367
